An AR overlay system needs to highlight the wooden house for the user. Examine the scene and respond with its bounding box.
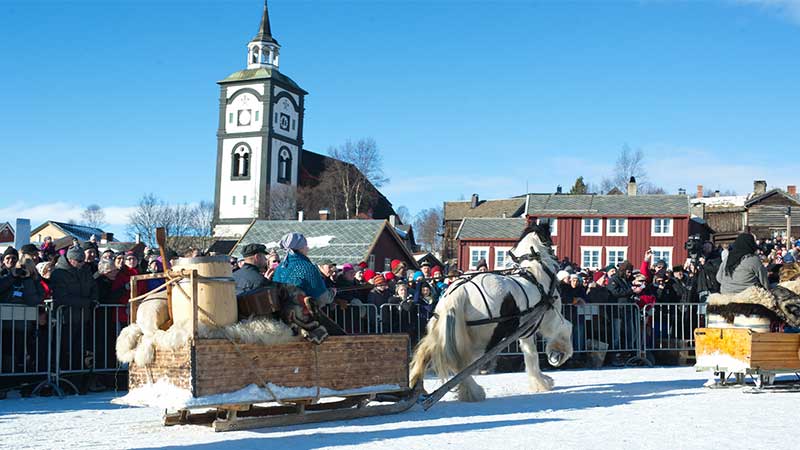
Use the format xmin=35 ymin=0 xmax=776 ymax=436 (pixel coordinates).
xmin=443 ymin=194 xmax=526 ymax=263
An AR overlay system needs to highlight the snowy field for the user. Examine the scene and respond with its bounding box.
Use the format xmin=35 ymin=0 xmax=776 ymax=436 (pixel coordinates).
xmin=1 ymin=366 xmax=796 ymax=450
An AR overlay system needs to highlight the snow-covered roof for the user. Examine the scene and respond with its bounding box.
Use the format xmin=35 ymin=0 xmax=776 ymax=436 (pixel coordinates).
xmin=690 ymin=195 xmax=748 ymax=209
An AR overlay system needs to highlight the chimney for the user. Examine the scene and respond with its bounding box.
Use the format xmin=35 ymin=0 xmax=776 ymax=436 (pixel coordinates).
xmin=627 ymin=177 xmax=637 ymax=196
xmin=388 ymin=214 xmax=397 ymax=227
xmin=318 ymin=209 xmax=330 ymax=221
xmin=556 ymin=185 xmax=562 ymax=194
xmin=100 ymin=232 xmax=114 ymax=244
xmin=678 ymin=188 xmax=686 ymax=196
xmin=754 ymin=180 xmax=767 ymax=196
xmin=696 ymin=185 xmax=704 ymax=199
xmin=298 ymin=211 xmax=304 ymax=222
xmin=470 ymin=193 xmax=479 ymax=209
xmin=788 ymin=185 xmax=797 ymax=197
xmin=135 ymin=233 xmax=141 ymax=244
xmin=714 ymin=190 xmax=720 ymax=198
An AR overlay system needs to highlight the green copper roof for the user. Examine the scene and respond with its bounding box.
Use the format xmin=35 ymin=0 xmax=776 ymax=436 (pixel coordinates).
xmin=219 ymin=68 xmax=306 ymax=93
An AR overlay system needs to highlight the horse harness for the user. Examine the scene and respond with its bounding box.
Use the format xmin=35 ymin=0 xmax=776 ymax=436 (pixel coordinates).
xmin=446 ymin=245 xmax=559 ymax=338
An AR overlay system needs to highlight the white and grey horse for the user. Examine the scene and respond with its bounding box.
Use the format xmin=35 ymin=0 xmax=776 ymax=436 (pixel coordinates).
xmin=409 ymin=222 xmax=573 ymax=402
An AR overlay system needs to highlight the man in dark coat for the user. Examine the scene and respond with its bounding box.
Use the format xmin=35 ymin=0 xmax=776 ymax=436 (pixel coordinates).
xmin=605 ymin=260 xmax=637 ymax=365
xmin=232 ymin=243 xmax=272 ymax=296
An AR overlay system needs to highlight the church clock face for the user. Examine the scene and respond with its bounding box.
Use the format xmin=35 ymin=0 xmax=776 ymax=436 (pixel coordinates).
xmin=279 ymin=113 xmax=290 ymax=131
xmin=238 ymin=109 xmax=252 ymax=126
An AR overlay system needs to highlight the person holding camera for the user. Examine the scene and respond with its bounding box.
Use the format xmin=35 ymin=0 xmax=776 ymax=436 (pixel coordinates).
xmin=0 ymin=247 xmax=45 ymax=307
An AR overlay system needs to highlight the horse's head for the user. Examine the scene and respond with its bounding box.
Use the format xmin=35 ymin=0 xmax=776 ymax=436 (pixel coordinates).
xmin=508 ymin=220 xmax=556 ymax=273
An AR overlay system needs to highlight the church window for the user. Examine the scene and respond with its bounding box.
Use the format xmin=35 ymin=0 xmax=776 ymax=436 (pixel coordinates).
xmin=231 ymin=144 xmax=251 ymax=179
xmin=292 ymin=119 xmax=296 ymax=130
xmin=243 ymin=195 xmax=247 ymax=205
xmin=251 ymin=46 xmax=259 ymax=64
xmin=278 ymin=147 xmax=292 ymax=184
xmin=254 ymin=111 xmax=259 ymax=122
xmin=228 ymin=112 xmax=233 ymax=124
xmin=232 ymin=196 xmax=236 ymax=205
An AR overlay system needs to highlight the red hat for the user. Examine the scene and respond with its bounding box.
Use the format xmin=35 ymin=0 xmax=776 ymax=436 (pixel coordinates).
xmin=431 ymin=266 xmax=442 ymax=276
xmin=592 ymin=271 xmax=605 ymax=283
xmin=384 ymin=272 xmax=396 ymax=282
xmin=358 ymin=261 xmax=368 ymax=269
xmin=363 ymin=269 xmax=376 ymax=282
xmin=372 ymin=274 xmax=387 ymax=286
xmin=390 ymin=259 xmax=402 ymax=271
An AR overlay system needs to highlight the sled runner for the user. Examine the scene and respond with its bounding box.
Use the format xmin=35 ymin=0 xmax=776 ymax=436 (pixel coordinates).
xmin=694 ymin=327 xmax=800 ymax=391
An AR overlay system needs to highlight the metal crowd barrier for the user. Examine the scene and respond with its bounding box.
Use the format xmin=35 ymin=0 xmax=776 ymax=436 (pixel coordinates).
xmin=642 ymin=303 xmax=707 ymax=352
xmin=320 ymin=303 xmax=381 ymax=334
xmin=378 ymin=303 xmax=434 ymax=348
xmin=0 ymin=303 xmax=48 ymax=377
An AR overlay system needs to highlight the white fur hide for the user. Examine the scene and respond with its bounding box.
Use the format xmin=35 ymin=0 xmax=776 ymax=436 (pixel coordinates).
xmin=708 ymin=286 xmax=776 ymax=309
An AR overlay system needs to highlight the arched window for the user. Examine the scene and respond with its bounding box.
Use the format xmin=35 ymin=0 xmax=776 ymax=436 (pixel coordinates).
xmin=231 ymin=144 xmax=251 ymax=179
xmin=251 ymin=46 xmax=259 ymax=64
xmin=277 ymin=147 xmax=292 ymax=184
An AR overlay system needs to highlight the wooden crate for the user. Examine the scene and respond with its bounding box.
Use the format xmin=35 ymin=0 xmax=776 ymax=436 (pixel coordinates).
xmin=695 ymin=328 xmax=800 ymax=371
xmin=129 ymin=334 xmax=409 ymax=399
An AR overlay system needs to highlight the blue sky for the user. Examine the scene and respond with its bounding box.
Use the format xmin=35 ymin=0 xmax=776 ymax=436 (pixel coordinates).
xmin=1 ymin=0 xmax=799 ymax=237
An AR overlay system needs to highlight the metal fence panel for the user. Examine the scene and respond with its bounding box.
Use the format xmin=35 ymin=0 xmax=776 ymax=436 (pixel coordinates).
xmin=642 ymin=303 xmax=707 ymax=352
xmin=0 ymin=304 xmax=48 ymax=377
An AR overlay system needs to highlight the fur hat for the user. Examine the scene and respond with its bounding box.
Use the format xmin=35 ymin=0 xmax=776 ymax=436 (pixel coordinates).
xmin=556 ymin=270 xmax=570 ymax=282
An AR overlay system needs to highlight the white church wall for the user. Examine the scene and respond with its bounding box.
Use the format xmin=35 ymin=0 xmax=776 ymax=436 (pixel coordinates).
xmin=270 ymin=139 xmax=298 ymax=186
xmin=219 ymin=137 xmax=262 ymax=219
xmin=272 ymin=96 xmax=299 ymax=140
xmin=273 ymin=87 xmax=299 ymax=105
xmin=226 ymin=83 xmax=265 ymax=99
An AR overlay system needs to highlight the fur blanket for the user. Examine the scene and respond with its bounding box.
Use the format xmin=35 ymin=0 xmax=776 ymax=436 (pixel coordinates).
xmin=707 ymin=280 xmax=800 ymax=328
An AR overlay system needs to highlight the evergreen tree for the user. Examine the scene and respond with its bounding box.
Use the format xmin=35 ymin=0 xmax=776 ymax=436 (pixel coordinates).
xmin=570 ymin=176 xmax=588 ymax=194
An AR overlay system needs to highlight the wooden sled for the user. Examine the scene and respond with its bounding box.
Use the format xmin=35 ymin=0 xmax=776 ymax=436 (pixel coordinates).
xmin=695 ymin=327 xmax=800 ymax=390
xmin=126 ymin=269 xmax=415 ymax=431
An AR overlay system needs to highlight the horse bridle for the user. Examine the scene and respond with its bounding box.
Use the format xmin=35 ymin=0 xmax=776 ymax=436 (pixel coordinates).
xmin=507 ymin=245 xmax=559 ymax=308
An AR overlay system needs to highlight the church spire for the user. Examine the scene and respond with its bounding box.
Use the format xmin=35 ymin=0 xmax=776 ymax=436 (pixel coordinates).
xmin=252 ymin=0 xmax=278 ymax=45
xmin=247 ymin=1 xmax=281 ymax=69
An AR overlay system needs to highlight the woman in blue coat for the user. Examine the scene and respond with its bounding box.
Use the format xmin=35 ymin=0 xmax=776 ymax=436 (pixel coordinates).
xmin=272 ymin=232 xmax=335 ymax=305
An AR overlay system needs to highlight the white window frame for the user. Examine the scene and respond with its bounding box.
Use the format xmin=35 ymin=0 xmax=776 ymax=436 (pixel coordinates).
xmin=581 ymin=218 xmax=602 ymax=236
xmin=607 ymin=218 xmax=628 ymax=236
xmin=650 ymin=247 xmax=673 ymax=267
xmin=494 ymin=247 xmax=512 ymax=270
xmin=537 ymin=217 xmax=557 ymax=236
xmin=651 ymin=218 xmax=673 ymax=236
xmin=580 ymin=246 xmax=603 ymax=270
xmin=606 ymin=246 xmax=628 ymax=267
xmin=469 ymin=246 xmax=489 ymax=270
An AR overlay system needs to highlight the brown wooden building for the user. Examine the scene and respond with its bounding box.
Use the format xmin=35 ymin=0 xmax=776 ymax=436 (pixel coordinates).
xmin=443 ymin=194 xmax=525 ymax=263
xmin=0 ymin=223 xmax=14 ymax=244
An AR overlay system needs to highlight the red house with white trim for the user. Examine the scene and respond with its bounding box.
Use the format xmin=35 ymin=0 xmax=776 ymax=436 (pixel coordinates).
xmin=455 ymin=186 xmax=697 ymax=272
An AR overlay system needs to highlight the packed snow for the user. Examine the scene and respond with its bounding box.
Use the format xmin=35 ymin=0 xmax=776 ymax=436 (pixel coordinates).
xmin=1 ymin=366 xmax=797 ymax=450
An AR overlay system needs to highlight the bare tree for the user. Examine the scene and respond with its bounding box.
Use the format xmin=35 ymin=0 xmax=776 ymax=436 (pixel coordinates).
xmin=395 ymin=205 xmax=411 ymax=224
xmin=325 ymin=138 xmax=389 ymax=219
xmin=127 ymin=194 xmax=215 ymax=249
xmin=600 ymin=145 xmax=665 ymax=194
xmin=414 ymin=207 xmax=444 ymax=253
xmin=269 ymin=184 xmax=297 ymax=220
xmin=81 ymin=204 xmax=107 ymax=229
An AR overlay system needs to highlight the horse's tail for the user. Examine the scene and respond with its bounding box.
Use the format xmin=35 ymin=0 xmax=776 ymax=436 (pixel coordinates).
xmin=409 ymin=288 xmax=470 ymax=387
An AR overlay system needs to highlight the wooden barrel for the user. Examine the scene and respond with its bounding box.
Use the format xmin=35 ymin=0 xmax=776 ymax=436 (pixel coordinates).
xmin=707 ymin=313 xmax=733 ymax=329
xmin=171 ymin=256 xmax=237 ymax=328
xmin=733 ymin=314 xmax=771 ymax=333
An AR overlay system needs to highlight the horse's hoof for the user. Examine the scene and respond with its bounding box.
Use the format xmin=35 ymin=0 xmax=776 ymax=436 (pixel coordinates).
xmin=530 ymin=374 xmax=554 ymax=392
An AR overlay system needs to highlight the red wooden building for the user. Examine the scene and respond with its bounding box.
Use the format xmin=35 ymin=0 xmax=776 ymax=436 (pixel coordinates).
xmin=455 ymin=190 xmax=697 ymax=272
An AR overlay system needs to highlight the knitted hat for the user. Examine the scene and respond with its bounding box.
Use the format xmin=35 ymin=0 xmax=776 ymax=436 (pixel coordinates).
xmin=372 ymin=274 xmax=387 ymax=286
xmin=603 ymin=263 xmax=616 ymax=272
xmin=342 ymin=263 xmax=354 ymax=273
xmin=390 ymin=259 xmax=402 ymax=270
xmin=475 ymin=258 xmax=488 ymax=270
xmin=67 ymin=247 xmax=85 ymax=261
xmin=592 ymin=271 xmax=605 ymax=282
xmin=384 ymin=272 xmax=396 ymax=282
xmin=3 ymin=247 xmax=18 ymax=258
xmin=431 ymin=266 xmax=442 ymax=276
xmin=357 ymin=261 xmax=368 ymax=269
xmin=363 ymin=269 xmax=376 ymax=282
xmin=36 ymin=262 xmax=49 ymax=276
xmin=556 ymin=270 xmax=569 ymax=282
xmin=413 ymin=271 xmax=424 ymax=281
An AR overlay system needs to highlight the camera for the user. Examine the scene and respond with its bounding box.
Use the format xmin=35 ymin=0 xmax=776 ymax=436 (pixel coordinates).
xmin=685 ymin=234 xmax=703 ymax=260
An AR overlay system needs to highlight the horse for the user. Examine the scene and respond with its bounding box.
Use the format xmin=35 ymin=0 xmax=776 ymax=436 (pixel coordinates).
xmin=409 ymin=221 xmax=573 ymax=402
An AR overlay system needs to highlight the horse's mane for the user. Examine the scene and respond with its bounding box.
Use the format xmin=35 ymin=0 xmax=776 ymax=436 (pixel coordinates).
xmin=518 ymin=219 xmax=553 ymax=246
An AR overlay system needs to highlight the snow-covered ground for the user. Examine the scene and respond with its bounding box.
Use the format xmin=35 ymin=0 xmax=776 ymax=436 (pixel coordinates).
xmin=1 ymin=367 xmax=796 ymax=450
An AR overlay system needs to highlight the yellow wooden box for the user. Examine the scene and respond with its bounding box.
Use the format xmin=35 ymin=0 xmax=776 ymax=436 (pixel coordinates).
xmin=694 ymin=327 xmax=800 ymax=372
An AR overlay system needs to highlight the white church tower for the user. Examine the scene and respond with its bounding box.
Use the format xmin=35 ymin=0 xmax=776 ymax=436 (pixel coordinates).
xmin=213 ymin=1 xmax=307 ymax=237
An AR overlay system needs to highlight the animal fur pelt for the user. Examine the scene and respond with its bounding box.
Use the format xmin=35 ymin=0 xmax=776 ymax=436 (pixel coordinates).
xmin=707 ymin=283 xmax=800 ymax=327
xmin=116 ymin=317 xmax=299 ymax=366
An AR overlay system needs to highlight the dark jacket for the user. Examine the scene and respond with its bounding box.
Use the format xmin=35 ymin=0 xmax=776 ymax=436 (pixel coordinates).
xmin=586 ymin=283 xmax=610 ymax=303
xmin=232 ymin=263 xmax=270 ymax=296
xmin=367 ymin=287 xmax=391 ymax=307
xmin=50 ymin=258 xmax=98 ymax=307
xmin=0 ymin=271 xmax=45 ymax=306
xmin=697 ymin=257 xmax=721 ymax=294
xmin=607 ymin=274 xmax=635 ymax=303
